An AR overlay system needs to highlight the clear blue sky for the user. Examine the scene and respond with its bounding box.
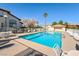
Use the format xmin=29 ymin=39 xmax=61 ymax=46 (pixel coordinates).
xmin=0 ymin=3 xmax=79 ymax=25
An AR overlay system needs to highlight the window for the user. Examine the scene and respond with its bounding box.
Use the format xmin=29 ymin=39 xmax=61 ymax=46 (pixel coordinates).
xmin=0 ymin=13 xmax=3 ymax=17
xmin=1 ymin=23 xmax=4 ymax=27
xmin=9 ymin=19 xmax=17 ymax=27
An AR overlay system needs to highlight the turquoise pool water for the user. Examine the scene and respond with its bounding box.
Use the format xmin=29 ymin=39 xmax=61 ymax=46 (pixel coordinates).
xmin=19 ymin=32 xmax=62 ymax=48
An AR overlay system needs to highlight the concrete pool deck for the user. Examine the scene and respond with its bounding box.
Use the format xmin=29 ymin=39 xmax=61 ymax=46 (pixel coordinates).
xmin=15 ymin=38 xmax=57 ymax=56
xmin=62 ymin=32 xmax=77 ymax=52
xmin=0 ymin=40 xmax=28 ymax=56
xmin=0 ymin=31 xmax=79 ymax=56
xmin=15 ymin=31 xmax=78 ymax=56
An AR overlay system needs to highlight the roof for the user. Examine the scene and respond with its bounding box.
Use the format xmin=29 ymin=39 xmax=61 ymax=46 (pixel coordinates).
xmin=9 ymin=13 xmax=21 ymax=21
xmin=68 ymin=23 xmax=79 ymax=25
xmin=53 ymin=24 xmax=66 ymax=28
xmin=0 ymin=8 xmax=21 ymax=21
xmin=0 ymin=8 xmax=10 ymax=13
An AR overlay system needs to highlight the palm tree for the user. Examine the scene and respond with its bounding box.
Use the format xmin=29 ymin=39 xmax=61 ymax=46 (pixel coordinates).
xmin=43 ymin=12 xmax=48 ymax=32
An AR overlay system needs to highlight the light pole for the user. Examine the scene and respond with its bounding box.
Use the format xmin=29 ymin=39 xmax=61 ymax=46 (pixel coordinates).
xmin=4 ymin=15 xmax=8 ymax=32
xmin=3 ymin=15 xmax=9 ymax=39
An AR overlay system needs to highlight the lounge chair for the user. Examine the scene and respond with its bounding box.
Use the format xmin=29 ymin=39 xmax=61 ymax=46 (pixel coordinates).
xmin=0 ymin=39 xmax=14 ymax=49
xmin=73 ymin=33 xmax=79 ymax=40
xmin=15 ymin=48 xmax=34 ymax=56
xmin=32 ymin=51 xmax=44 ymax=56
xmin=15 ymin=48 xmax=45 ymax=56
xmin=67 ymin=50 xmax=79 ymax=56
xmin=76 ymin=44 xmax=79 ymax=50
xmin=34 ymin=54 xmax=43 ymax=56
xmin=3 ymin=31 xmax=18 ymax=40
xmin=0 ymin=39 xmax=11 ymax=45
xmin=0 ymin=43 xmax=14 ymax=49
xmin=62 ymin=44 xmax=79 ymax=56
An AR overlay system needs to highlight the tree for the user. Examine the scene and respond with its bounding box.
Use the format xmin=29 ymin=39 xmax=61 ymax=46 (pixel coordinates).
xmin=43 ymin=12 xmax=48 ymax=31
xmin=64 ymin=22 xmax=68 ymax=28
xmin=64 ymin=22 xmax=68 ymax=25
xmin=58 ymin=20 xmax=63 ymax=25
xmin=52 ymin=21 xmax=57 ymax=25
xmin=65 ymin=22 xmax=68 ymax=31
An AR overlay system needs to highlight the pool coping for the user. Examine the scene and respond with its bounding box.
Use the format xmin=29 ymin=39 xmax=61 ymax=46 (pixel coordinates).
xmin=15 ymin=38 xmax=58 ymax=56
xmin=17 ymin=31 xmax=43 ymax=37
xmin=14 ymin=31 xmax=63 ymax=56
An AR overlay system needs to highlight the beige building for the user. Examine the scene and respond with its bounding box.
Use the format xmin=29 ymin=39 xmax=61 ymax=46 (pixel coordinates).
xmin=0 ymin=8 xmax=22 ymax=32
xmin=47 ymin=25 xmax=54 ymax=31
xmin=53 ymin=24 xmax=66 ymax=31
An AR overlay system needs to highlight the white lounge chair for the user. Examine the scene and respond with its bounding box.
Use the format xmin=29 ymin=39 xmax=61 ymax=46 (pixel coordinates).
xmin=67 ymin=50 xmax=79 ymax=56
xmin=72 ymin=32 xmax=79 ymax=40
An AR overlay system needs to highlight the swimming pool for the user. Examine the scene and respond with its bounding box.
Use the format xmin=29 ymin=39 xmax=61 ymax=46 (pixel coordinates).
xmin=19 ymin=32 xmax=62 ymax=48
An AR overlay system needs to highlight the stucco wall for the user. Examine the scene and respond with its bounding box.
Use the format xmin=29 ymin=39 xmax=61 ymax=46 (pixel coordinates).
xmin=0 ymin=9 xmax=21 ymax=31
